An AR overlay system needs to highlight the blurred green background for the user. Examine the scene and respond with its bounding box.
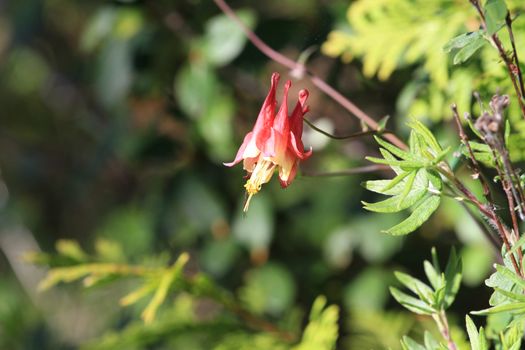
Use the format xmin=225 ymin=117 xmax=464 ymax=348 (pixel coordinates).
xmin=0 ymin=0 xmax=501 ymax=349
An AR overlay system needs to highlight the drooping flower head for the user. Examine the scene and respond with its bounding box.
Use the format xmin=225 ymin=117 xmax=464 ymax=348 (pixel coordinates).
xmin=224 ymin=73 xmax=312 ymax=211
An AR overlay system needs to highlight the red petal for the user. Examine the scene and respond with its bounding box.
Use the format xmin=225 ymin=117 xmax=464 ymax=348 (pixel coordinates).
xmin=290 ymin=131 xmax=312 ymax=160
xmin=273 ymin=80 xmax=292 ymax=135
xmin=288 ymin=89 xmax=310 ymax=157
xmin=224 ymin=132 xmax=253 ymax=167
xmin=254 ymin=73 xmax=279 ymax=151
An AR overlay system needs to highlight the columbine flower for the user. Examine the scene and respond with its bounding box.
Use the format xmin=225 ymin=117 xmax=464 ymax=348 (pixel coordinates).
xmin=224 ymin=73 xmax=312 ymax=211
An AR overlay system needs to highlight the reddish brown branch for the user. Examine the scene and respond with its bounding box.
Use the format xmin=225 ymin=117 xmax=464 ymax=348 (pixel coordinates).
xmin=213 ymin=0 xmax=407 ymax=150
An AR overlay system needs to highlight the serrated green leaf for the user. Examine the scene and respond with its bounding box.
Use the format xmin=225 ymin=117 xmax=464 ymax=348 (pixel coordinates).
xmin=485 ymin=0 xmax=507 ymax=35
xmin=452 ymin=35 xmax=486 ymax=64
xmin=384 ymin=195 xmax=441 ymax=236
xmin=390 ymin=287 xmax=435 ymax=315
xmin=443 ymin=31 xmax=483 ymax=52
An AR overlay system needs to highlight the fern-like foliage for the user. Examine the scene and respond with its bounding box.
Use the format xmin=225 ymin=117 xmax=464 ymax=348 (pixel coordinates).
xmin=322 ymin=0 xmax=525 ymax=122
xmin=28 ymin=239 xmax=340 ymax=350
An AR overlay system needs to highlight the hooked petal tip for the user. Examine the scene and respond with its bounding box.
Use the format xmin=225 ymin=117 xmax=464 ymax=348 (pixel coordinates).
xmin=270 ymin=72 xmax=280 ymax=85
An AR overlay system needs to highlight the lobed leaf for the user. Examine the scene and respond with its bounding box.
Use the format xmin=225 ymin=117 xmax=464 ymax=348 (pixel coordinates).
xmin=383 ymin=195 xmax=441 ymax=236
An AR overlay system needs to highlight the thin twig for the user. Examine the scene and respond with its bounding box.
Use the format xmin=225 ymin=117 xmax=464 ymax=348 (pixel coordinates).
xmin=469 ymin=0 xmax=525 ymax=120
xmin=433 ymin=310 xmax=458 ymax=350
xmin=451 ymin=105 xmax=492 ymax=197
xmin=303 ymin=164 xmax=391 ymax=177
xmin=213 ymin=0 xmax=407 ymax=150
xmin=303 ymin=117 xmax=394 ymax=140
xmin=506 ymin=13 xmax=525 ymax=99
xmin=438 ymin=163 xmax=521 ymax=275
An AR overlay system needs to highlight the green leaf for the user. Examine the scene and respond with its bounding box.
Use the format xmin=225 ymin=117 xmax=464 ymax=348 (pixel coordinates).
xmin=452 ymin=35 xmax=486 ymax=64
xmin=239 ymin=263 xmax=295 ymax=315
xmin=383 ymin=195 xmax=441 ymax=236
xmin=56 ymin=239 xmax=89 ymax=262
xmin=374 ymin=136 xmax=417 ymax=161
xmin=366 ymin=155 xmax=427 ymax=169
xmin=423 ymin=331 xmax=444 ymax=350
xmin=363 ymin=179 xmax=405 ymax=196
xmin=406 ymin=119 xmax=442 ymax=153
xmin=479 ymin=327 xmax=489 ymax=350
xmin=390 ymin=287 xmax=435 ymax=315
xmin=472 ymin=302 xmax=525 ymax=315
xmin=493 ymin=287 xmax=525 ymax=303
xmin=204 ymin=10 xmax=256 ymax=66
xmin=401 ymin=336 xmax=426 ymax=350
xmin=141 ymin=253 xmax=189 ymax=324
xmin=424 ymin=260 xmax=443 ymax=291
xmin=293 ymin=296 xmax=339 ymax=350
xmin=380 ymin=169 xmax=412 ymax=193
xmin=466 ymin=315 xmax=481 ymax=350
xmin=363 ymin=170 xmax=428 ymax=213
xmin=174 ymin=62 xmax=219 ymax=119
xmin=394 ymin=271 xmax=435 ymax=305
xmin=484 ymin=0 xmax=508 ymax=35
xmin=443 ymin=247 xmax=462 ymax=308
xmin=443 ymin=31 xmax=483 ymax=52
xmin=377 ymin=115 xmax=390 ymax=131
xmin=432 ymin=146 xmax=451 ymax=164
xmin=494 ymin=265 xmax=525 ymax=291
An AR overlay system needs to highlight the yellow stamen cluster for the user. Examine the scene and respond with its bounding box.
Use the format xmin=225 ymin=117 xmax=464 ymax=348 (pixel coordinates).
xmin=243 ymin=158 xmax=276 ymax=212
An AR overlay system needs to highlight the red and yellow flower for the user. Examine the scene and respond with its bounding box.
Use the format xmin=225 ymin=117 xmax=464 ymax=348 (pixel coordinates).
xmin=225 ymin=73 xmax=312 ymax=211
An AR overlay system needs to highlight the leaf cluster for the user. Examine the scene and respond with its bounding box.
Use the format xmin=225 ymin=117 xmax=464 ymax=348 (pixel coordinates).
xmin=364 ymin=120 xmax=448 ymax=235
xmin=390 ymin=248 xmax=462 ymax=316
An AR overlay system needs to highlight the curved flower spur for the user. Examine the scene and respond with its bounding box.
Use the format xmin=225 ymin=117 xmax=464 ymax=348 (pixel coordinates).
xmin=224 ymin=73 xmax=312 ymax=212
